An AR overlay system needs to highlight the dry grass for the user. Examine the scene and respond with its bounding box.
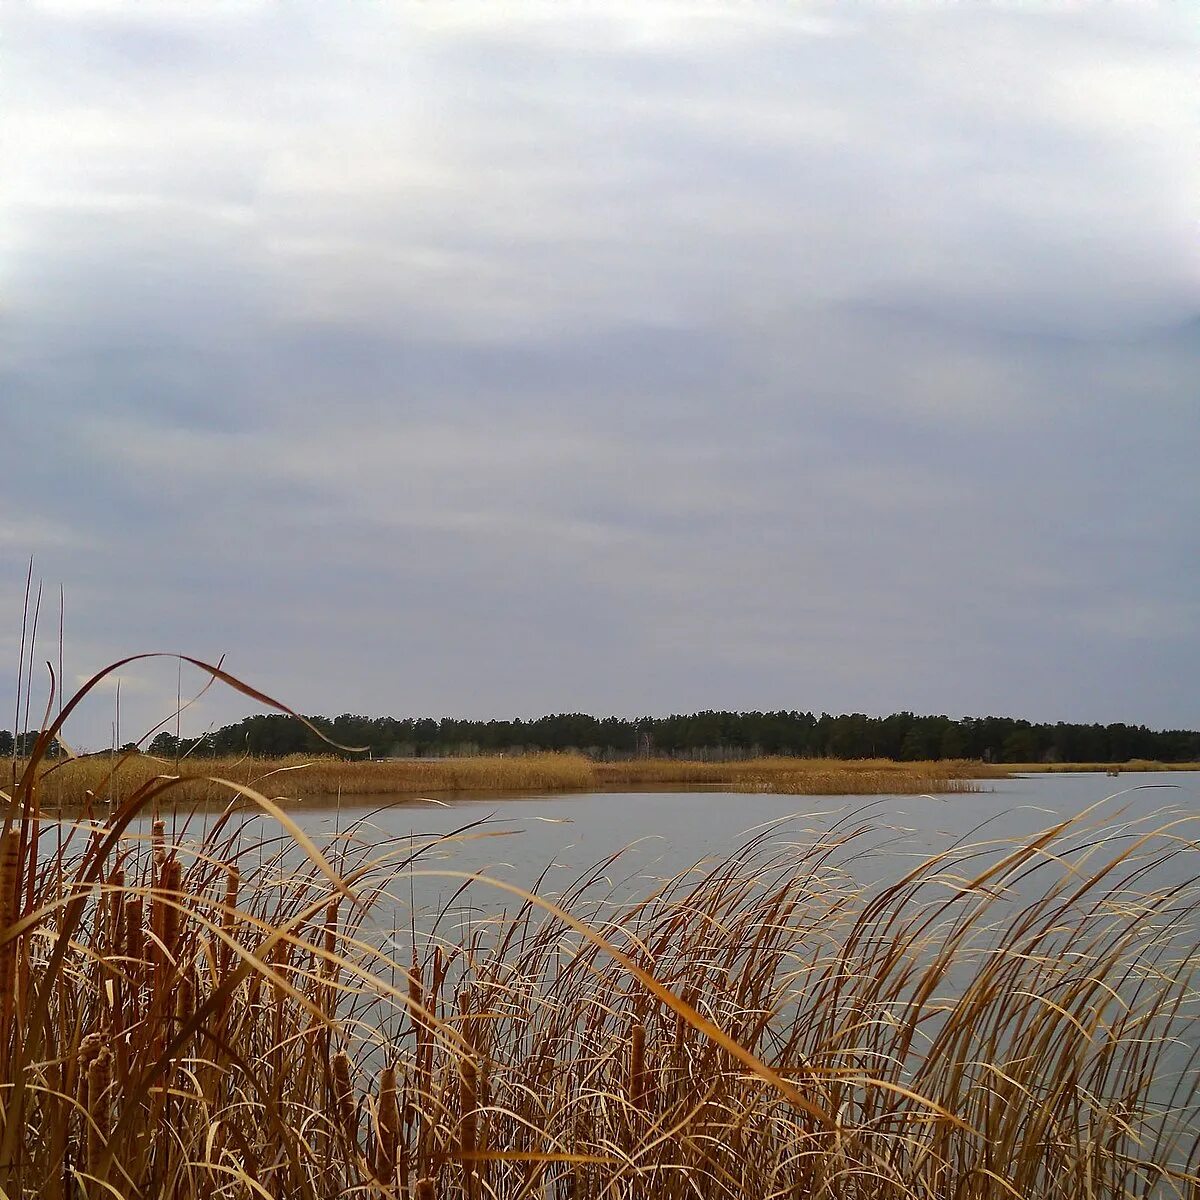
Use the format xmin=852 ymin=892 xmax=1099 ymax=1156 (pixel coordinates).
xmin=2 ymin=665 xmax=1199 ymax=1199
xmin=1011 ymin=760 xmax=1200 ymax=774
xmin=26 ymin=752 xmax=597 ymax=810
xmin=28 ymin=748 xmax=1200 ymax=813
xmin=28 ymin=753 xmax=1003 ymax=811
xmin=597 ymin=756 xmax=1004 ymax=794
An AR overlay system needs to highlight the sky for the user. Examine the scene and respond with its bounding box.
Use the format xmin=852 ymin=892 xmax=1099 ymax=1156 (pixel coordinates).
xmin=2 ymin=0 xmax=1197 ymax=749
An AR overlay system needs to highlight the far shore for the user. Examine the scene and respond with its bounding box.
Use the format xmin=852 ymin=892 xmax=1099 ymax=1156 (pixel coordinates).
xmin=10 ymin=751 xmax=1198 ymax=813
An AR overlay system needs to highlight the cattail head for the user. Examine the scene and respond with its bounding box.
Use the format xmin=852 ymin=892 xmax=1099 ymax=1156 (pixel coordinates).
xmin=459 ymin=1054 xmax=478 ymax=1167
xmin=157 ymin=858 xmax=182 ymax=982
xmin=320 ymin=897 xmax=339 ymax=1002
xmin=457 ymin=990 xmax=472 ymax=1052
xmin=408 ymin=954 xmax=423 ymax=1037
xmin=374 ymin=1064 xmax=400 ymax=1181
xmin=629 ymin=1022 xmax=648 ymax=1109
xmin=107 ymin=866 xmax=126 ymax=948
xmin=151 ymin=818 xmax=166 ymax=867
xmin=271 ymin=936 xmax=291 ymax=1005
xmin=0 ymin=829 xmax=21 ymax=1008
xmin=322 ymin=897 xmax=338 ymax=959
xmin=218 ymin=865 xmax=240 ymax=980
xmin=331 ymin=1049 xmax=355 ymax=1131
xmin=415 ymin=1179 xmax=436 ymax=1200
xmin=76 ymin=1032 xmax=105 ymax=1107
xmin=175 ymin=969 xmax=195 ymax=1028
xmin=123 ymin=896 xmax=145 ymax=967
xmin=86 ymin=1046 xmax=112 ymax=1170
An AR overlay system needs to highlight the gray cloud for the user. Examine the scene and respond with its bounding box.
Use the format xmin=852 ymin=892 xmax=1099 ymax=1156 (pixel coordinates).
xmin=2 ymin=1 xmax=1197 ymax=746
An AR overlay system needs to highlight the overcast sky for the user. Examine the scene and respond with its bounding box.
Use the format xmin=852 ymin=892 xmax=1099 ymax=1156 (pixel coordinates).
xmin=2 ymin=0 xmax=1197 ymax=748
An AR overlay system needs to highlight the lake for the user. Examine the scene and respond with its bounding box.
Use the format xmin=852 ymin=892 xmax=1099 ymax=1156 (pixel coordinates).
xmin=204 ymin=768 xmax=1200 ymax=903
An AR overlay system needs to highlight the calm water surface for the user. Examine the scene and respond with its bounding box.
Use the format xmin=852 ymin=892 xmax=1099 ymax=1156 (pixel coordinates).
xmin=144 ymin=770 xmax=1200 ymax=913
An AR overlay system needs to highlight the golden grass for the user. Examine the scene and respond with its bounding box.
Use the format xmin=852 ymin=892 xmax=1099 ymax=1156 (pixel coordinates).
xmin=1 ymin=655 xmax=1198 ymax=1198
xmin=1009 ymin=760 xmax=1200 ymax=773
xmin=26 ymin=747 xmax=1200 ymax=815
xmin=596 ymin=755 xmax=1004 ymax=794
xmin=25 ymin=751 xmax=597 ymax=810
xmin=3 ymin=743 xmax=1198 ymax=1198
xmin=27 ymin=753 xmax=1004 ymax=810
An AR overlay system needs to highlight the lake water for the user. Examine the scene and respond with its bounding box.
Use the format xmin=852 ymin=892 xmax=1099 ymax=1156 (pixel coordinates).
xmin=194 ymin=769 xmax=1200 ymax=911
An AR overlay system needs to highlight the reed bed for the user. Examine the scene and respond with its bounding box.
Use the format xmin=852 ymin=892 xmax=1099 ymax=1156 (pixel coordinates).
xmin=28 ymin=753 xmax=998 ymax=811
xmin=26 ymin=752 xmax=598 ymax=810
xmin=597 ymin=756 xmax=1003 ymax=794
xmin=1007 ymin=761 xmax=1200 ymax=774
xmin=3 ymin=664 xmax=1198 ymax=1198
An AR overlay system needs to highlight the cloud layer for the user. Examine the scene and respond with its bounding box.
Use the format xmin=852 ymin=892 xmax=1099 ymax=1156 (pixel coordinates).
xmin=2 ymin=1 xmax=1197 ymax=746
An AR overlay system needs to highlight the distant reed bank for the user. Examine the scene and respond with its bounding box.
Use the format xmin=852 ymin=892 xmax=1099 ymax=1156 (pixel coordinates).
xmin=23 ymin=751 xmax=1200 ymax=810
xmin=23 ymin=752 xmax=1003 ymax=808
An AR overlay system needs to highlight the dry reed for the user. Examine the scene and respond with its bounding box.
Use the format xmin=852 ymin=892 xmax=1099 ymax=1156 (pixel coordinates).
xmin=28 ymin=752 xmax=1001 ymax=810
xmin=1 ymin=662 xmax=1197 ymax=1199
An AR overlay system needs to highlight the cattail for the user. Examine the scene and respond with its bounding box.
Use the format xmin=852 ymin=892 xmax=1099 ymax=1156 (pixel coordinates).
xmin=674 ymin=987 xmax=694 ymax=1055
xmin=319 ymin=898 xmax=339 ymax=1016
xmin=457 ymin=990 xmax=472 ymax=1053
xmin=409 ymin=953 xmax=424 ymax=1036
xmin=432 ymin=945 xmax=445 ymax=1006
xmin=322 ymin=897 xmax=338 ymax=965
xmin=247 ymin=960 xmax=263 ymax=1010
xmin=398 ymin=1081 xmax=412 ymax=1195
xmin=175 ymin=969 xmax=195 ymax=1029
xmin=107 ymin=867 xmax=125 ymax=948
xmin=0 ymin=829 xmax=20 ymax=1024
xmin=629 ymin=1022 xmax=649 ymax=1109
xmin=218 ymin=866 xmax=239 ymax=979
xmin=460 ymin=1055 xmax=478 ymax=1200
xmin=162 ymin=858 xmax=182 ymax=956
xmin=331 ymin=1049 xmax=355 ymax=1131
xmin=271 ymin=936 xmax=291 ymax=1006
xmin=154 ymin=858 xmax=181 ymax=1003
xmin=122 ymin=896 xmax=145 ymax=1034
xmin=123 ymin=896 xmax=145 ymax=969
xmin=86 ymin=1046 xmax=112 ymax=1172
xmin=415 ymin=1179 xmax=436 ymax=1200
xmin=375 ymin=1065 xmax=400 ymax=1181
xmin=151 ymin=818 xmax=166 ymax=868
xmin=76 ymin=1031 xmax=105 ymax=1126
xmin=148 ymin=873 xmax=165 ymax=980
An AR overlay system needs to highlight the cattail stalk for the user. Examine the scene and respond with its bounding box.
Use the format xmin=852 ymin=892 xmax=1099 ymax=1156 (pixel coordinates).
xmin=86 ymin=1047 xmax=112 ymax=1174
xmin=0 ymin=829 xmax=21 ymax=1058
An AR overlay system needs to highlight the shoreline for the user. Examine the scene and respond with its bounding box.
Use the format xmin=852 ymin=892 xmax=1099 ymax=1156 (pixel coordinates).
xmin=13 ymin=753 xmax=1198 ymax=814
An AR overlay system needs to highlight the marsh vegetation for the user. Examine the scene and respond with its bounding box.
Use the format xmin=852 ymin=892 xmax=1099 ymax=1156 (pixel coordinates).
xmin=2 ymin=665 xmax=1198 ymax=1198
xmin=25 ymin=752 xmax=996 ymax=811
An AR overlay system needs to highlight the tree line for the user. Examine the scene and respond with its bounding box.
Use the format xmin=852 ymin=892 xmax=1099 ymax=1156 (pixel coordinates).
xmin=54 ymin=710 xmax=1197 ymax=764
